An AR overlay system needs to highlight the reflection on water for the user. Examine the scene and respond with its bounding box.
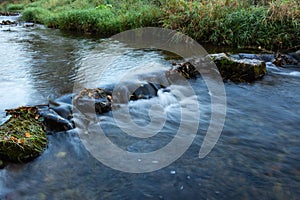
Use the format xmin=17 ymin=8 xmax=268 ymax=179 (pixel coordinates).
xmin=0 ymin=16 xmax=300 ymax=199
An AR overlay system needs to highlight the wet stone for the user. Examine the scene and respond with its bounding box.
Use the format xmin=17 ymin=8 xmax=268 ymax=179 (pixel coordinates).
xmin=38 ymin=109 xmax=73 ymax=132
xmin=74 ymin=88 xmax=112 ymax=115
xmin=0 ymin=20 xmax=17 ymax=25
xmin=272 ymin=53 xmax=299 ymax=67
xmin=174 ymin=62 xmax=200 ymax=79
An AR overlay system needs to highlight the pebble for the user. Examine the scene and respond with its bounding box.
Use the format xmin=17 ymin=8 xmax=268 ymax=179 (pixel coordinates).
xmin=56 ymin=152 xmax=67 ymax=158
xmin=170 ymin=170 xmax=176 ymax=175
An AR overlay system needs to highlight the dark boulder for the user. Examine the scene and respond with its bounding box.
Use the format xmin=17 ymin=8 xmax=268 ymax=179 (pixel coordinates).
xmin=38 ymin=108 xmax=73 ymax=132
xmin=130 ymin=82 xmax=164 ymax=100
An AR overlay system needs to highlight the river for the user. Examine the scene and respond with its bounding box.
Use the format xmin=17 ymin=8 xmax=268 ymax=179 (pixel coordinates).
xmin=0 ymin=16 xmax=300 ymax=199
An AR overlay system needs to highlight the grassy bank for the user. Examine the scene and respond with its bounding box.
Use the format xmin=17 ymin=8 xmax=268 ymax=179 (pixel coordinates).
xmin=1 ymin=0 xmax=299 ymax=50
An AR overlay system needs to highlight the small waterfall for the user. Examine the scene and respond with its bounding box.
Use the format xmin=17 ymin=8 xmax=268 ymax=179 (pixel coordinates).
xmin=157 ymin=89 xmax=178 ymax=108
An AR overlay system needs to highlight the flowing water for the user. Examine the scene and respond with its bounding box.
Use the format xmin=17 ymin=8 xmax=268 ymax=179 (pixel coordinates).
xmin=0 ymin=16 xmax=300 ymax=199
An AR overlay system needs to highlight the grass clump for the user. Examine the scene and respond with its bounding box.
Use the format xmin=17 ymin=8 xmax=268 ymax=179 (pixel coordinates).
xmin=58 ymin=8 xmax=115 ymax=34
xmin=161 ymin=0 xmax=300 ymax=50
xmin=18 ymin=0 xmax=162 ymax=35
xmin=0 ymin=0 xmax=299 ymax=50
xmin=0 ymin=106 xmax=48 ymax=162
xmin=21 ymin=7 xmax=52 ymax=23
xmin=6 ymin=3 xmax=24 ymax=11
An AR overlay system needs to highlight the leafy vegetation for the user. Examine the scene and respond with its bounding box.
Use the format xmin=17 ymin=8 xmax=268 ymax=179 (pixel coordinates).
xmin=0 ymin=0 xmax=299 ymax=50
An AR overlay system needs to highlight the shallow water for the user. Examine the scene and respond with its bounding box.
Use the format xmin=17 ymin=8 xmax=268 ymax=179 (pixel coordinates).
xmin=0 ymin=16 xmax=300 ymax=199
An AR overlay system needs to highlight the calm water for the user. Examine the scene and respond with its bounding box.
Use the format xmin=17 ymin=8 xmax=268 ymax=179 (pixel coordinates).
xmin=0 ymin=16 xmax=300 ymax=200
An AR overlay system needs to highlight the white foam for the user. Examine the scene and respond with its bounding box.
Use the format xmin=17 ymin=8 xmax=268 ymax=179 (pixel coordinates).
xmin=157 ymin=89 xmax=178 ymax=107
xmin=275 ymin=71 xmax=300 ymax=77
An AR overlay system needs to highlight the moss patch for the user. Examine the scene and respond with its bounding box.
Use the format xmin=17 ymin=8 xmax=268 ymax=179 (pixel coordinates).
xmin=0 ymin=106 xmax=48 ymax=162
xmin=210 ymin=53 xmax=266 ymax=82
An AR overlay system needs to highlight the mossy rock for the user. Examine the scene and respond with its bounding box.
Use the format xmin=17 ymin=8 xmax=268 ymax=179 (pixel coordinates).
xmin=210 ymin=53 xmax=266 ymax=82
xmin=0 ymin=106 xmax=48 ymax=162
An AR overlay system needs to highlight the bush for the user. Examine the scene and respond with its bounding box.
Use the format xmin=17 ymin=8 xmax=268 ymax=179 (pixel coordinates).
xmin=21 ymin=7 xmax=52 ymax=23
xmin=57 ymin=8 xmax=115 ymax=34
xmin=6 ymin=3 xmax=24 ymax=11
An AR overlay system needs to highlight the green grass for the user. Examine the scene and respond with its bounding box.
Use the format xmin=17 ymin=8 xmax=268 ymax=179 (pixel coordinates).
xmin=6 ymin=3 xmax=24 ymax=11
xmin=1 ymin=0 xmax=299 ymax=50
xmin=19 ymin=0 xmax=162 ymax=35
xmin=161 ymin=0 xmax=300 ymax=50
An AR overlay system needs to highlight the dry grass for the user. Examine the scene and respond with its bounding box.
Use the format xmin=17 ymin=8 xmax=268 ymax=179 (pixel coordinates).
xmin=268 ymin=0 xmax=300 ymax=21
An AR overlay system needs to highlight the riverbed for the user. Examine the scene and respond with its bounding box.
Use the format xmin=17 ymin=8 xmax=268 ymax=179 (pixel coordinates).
xmin=0 ymin=16 xmax=300 ymax=199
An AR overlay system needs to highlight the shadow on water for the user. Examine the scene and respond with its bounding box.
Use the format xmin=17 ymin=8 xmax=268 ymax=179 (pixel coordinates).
xmin=0 ymin=16 xmax=300 ymax=199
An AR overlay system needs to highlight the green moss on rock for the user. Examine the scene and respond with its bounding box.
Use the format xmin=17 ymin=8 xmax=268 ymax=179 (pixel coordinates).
xmin=0 ymin=106 xmax=48 ymax=162
xmin=210 ymin=53 xmax=266 ymax=82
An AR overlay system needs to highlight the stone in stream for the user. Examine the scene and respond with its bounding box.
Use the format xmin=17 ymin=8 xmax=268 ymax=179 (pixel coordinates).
xmin=49 ymin=95 xmax=73 ymax=120
xmin=209 ymin=53 xmax=266 ymax=82
xmin=73 ymin=88 xmax=112 ymax=115
xmin=294 ymin=50 xmax=300 ymax=61
xmin=172 ymin=61 xmax=200 ymax=79
xmin=0 ymin=52 xmax=270 ymax=163
xmin=38 ymin=108 xmax=74 ymax=132
xmin=272 ymin=52 xmax=299 ymax=67
xmin=125 ymin=82 xmax=164 ymax=101
xmin=0 ymin=106 xmax=48 ymax=162
xmin=73 ymin=82 xmax=164 ymax=116
xmin=0 ymin=20 xmax=17 ymax=25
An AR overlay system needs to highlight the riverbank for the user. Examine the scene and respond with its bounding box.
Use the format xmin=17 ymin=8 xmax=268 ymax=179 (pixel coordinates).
xmin=1 ymin=0 xmax=299 ymax=51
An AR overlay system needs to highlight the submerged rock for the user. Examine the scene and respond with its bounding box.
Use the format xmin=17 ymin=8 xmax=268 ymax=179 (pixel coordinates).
xmin=209 ymin=53 xmax=266 ymax=82
xmin=0 ymin=106 xmax=48 ymax=162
